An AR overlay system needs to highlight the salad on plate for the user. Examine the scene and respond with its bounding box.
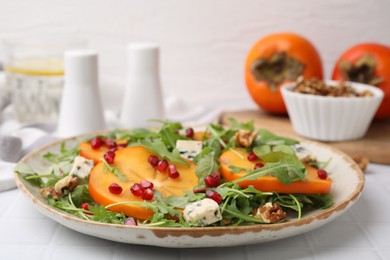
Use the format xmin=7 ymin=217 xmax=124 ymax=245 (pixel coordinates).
xmin=15 ymin=118 xmax=333 ymax=228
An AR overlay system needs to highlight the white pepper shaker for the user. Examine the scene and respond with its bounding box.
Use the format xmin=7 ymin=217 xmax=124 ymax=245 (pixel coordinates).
xmin=56 ymin=50 xmax=106 ymax=137
xmin=119 ymin=43 xmax=165 ymax=128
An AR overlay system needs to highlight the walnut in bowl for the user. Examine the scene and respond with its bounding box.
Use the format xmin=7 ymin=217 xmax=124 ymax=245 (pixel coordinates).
xmin=281 ymin=79 xmax=384 ymax=141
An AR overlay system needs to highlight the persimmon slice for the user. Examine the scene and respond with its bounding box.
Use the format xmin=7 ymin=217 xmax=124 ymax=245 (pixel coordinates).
xmin=88 ymin=146 xmax=198 ymax=220
xmin=220 ymin=149 xmax=331 ymax=194
xmin=79 ymin=141 xmax=109 ymax=164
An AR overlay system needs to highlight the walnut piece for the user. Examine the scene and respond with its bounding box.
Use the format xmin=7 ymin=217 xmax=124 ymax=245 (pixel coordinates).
xmin=54 ymin=175 xmax=79 ymax=194
xmin=234 ymin=130 xmax=257 ymax=148
xmin=352 ymin=155 xmax=369 ymax=172
xmin=254 ymin=202 xmax=287 ymax=223
xmin=39 ymin=187 xmax=61 ymax=200
xmin=293 ymin=77 xmax=373 ymax=97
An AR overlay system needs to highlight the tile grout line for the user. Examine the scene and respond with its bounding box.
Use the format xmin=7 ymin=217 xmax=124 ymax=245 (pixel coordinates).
xmin=42 ymin=224 xmax=62 ymax=260
xmin=348 ymin=203 xmax=387 ymax=260
xmin=303 ymin=230 xmax=320 ymax=260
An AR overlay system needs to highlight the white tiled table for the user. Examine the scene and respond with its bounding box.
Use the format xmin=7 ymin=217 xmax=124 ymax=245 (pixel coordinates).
xmin=1 ymin=163 xmax=389 ymax=260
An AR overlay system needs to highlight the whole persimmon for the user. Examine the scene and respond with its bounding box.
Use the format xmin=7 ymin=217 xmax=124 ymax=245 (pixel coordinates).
xmin=332 ymin=43 xmax=390 ymax=119
xmin=245 ymin=33 xmax=323 ymax=114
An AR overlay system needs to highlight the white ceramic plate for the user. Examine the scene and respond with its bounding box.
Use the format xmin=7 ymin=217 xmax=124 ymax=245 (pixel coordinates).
xmin=14 ymin=133 xmax=364 ymax=248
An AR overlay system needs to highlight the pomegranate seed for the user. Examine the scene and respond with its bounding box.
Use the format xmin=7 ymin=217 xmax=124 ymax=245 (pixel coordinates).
xmin=211 ymin=172 xmax=221 ymax=185
xmin=185 ymin=128 xmax=194 ymax=138
xmin=104 ymin=150 xmax=116 ymax=164
xmin=193 ymin=187 xmax=208 ymax=193
xmin=116 ymin=143 xmax=127 ymax=150
xmin=247 ymin=151 xmax=259 ymax=161
xmin=90 ymin=137 xmax=103 ymax=150
xmin=206 ymin=190 xmax=223 ymax=204
xmin=204 ymin=174 xmax=220 ymax=188
xmin=317 ymin=169 xmax=328 ymax=179
xmin=254 ymin=163 xmax=264 ymax=170
xmin=108 ymin=183 xmax=123 ymax=194
xmin=140 ymin=179 xmax=154 ymax=190
xmin=104 ymin=138 xmax=117 ymax=149
xmin=81 ymin=202 xmax=89 ymax=211
xmin=141 ymin=188 xmax=154 ymax=200
xmin=130 ymin=183 xmax=144 ymax=197
xmin=157 ymin=159 xmax=169 ymax=172
xmin=124 ymin=217 xmax=137 ymax=226
xmin=81 ymin=202 xmax=93 ymax=215
xmin=168 ymin=164 xmax=180 ymax=179
xmin=148 ymin=155 xmax=159 ymax=167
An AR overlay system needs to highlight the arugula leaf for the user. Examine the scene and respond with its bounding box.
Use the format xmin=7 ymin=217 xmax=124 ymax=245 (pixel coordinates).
xmin=15 ymin=164 xmax=44 ymax=187
xmin=114 ymin=129 xmax=160 ymax=146
xmin=165 ymin=191 xmax=205 ymax=209
xmin=157 ymin=121 xmax=185 ymax=151
xmin=257 ymin=129 xmax=298 ymax=146
xmin=101 ymin=159 xmax=127 ymax=182
xmin=228 ymin=118 xmax=254 ymax=132
xmin=232 ymin=161 xmax=306 ymax=185
xmin=222 ymin=197 xmax=263 ymax=224
xmin=195 ymin=149 xmax=219 ymax=183
xmin=70 ymin=185 xmax=93 ymax=207
xmin=89 ymin=204 xmax=126 ymax=224
xmin=139 ymin=139 xmax=190 ymax=167
xmin=43 ymin=142 xmax=79 ymax=164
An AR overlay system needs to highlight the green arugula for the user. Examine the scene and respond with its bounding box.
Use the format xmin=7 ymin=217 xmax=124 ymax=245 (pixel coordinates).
xmin=231 ymin=161 xmax=306 ymax=185
xmin=101 ymin=158 xmax=127 ymax=182
xmin=228 ymin=117 xmax=255 ymax=132
xmin=257 ymin=129 xmax=298 ymax=146
xmin=195 ymin=149 xmax=219 ymax=185
xmin=139 ymin=139 xmax=190 ymax=167
xmin=43 ymin=142 xmax=79 ymax=164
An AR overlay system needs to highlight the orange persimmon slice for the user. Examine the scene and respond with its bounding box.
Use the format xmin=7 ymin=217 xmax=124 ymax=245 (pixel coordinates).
xmin=220 ymin=149 xmax=331 ymax=194
xmin=79 ymin=141 xmax=109 ymax=164
xmin=88 ymin=146 xmax=198 ymax=220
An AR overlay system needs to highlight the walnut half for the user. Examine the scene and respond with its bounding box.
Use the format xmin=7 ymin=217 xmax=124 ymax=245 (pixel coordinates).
xmin=234 ymin=130 xmax=257 ymax=148
xmin=54 ymin=175 xmax=79 ymax=194
xmin=254 ymin=202 xmax=287 ymax=223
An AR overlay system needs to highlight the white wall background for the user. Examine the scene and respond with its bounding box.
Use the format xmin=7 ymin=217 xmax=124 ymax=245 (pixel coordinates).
xmin=1 ymin=0 xmax=389 ymax=113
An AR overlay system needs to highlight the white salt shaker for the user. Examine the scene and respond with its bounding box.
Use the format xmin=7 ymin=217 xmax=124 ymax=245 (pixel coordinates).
xmin=119 ymin=43 xmax=165 ymax=128
xmin=56 ymin=50 xmax=106 ymax=137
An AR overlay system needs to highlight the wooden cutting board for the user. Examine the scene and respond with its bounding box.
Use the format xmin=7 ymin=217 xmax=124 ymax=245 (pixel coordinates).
xmin=220 ymin=110 xmax=390 ymax=165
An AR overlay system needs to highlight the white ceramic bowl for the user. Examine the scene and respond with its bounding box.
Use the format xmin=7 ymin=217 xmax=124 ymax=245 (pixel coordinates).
xmin=281 ymin=80 xmax=384 ymax=141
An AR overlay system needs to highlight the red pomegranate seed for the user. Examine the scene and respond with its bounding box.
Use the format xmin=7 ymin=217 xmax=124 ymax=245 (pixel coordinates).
xmin=104 ymin=138 xmax=117 ymax=149
xmin=130 ymin=183 xmax=144 ymax=197
xmin=81 ymin=202 xmax=93 ymax=215
xmin=148 ymin=155 xmax=159 ymax=167
xmin=140 ymin=179 xmax=154 ymax=190
xmin=204 ymin=174 xmax=220 ymax=188
xmin=254 ymin=163 xmax=264 ymax=170
xmin=185 ymin=128 xmax=194 ymax=138
xmin=108 ymin=183 xmax=123 ymax=194
xmin=317 ymin=169 xmax=328 ymax=179
xmin=116 ymin=143 xmax=127 ymax=150
xmin=206 ymin=190 xmax=223 ymax=204
xmin=104 ymin=150 xmax=116 ymax=164
xmin=81 ymin=202 xmax=89 ymax=211
xmin=211 ymin=172 xmax=221 ymax=185
xmin=157 ymin=159 xmax=169 ymax=172
xmin=168 ymin=164 xmax=180 ymax=179
xmin=90 ymin=137 xmax=103 ymax=150
xmin=193 ymin=187 xmax=208 ymax=193
xmin=124 ymin=217 xmax=137 ymax=226
xmin=141 ymin=188 xmax=154 ymax=200
xmin=247 ymin=151 xmax=259 ymax=161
